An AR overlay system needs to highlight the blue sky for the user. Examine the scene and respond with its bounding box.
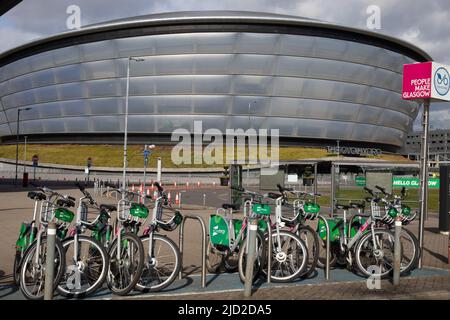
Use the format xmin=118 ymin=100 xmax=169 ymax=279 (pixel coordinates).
xmin=1 ymin=0 xmax=449 ymax=131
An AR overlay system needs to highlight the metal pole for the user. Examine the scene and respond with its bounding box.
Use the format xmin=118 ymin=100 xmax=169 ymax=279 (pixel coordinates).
xmin=244 ymin=218 xmax=258 ymax=297
xmin=122 ymin=57 xmax=131 ymax=200
xmin=314 ymin=162 xmax=318 ymax=203
xmin=143 ymin=145 xmax=147 ymax=193
xmin=156 ymin=157 xmax=162 ymax=182
xmin=418 ymin=100 xmax=430 ymax=269
xmin=267 ymin=220 xmax=272 ymax=284
xmin=14 ymin=109 xmax=21 ymax=186
xmin=393 ymin=218 xmax=402 ymax=285
xmin=318 ymin=214 xmax=330 ymax=280
xmin=44 ymin=222 xmax=56 ymax=300
xmin=203 ymin=194 xmax=206 ymax=208
xmin=330 ymin=163 xmax=335 ymax=217
xmin=23 ymin=136 xmax=27 ymax=173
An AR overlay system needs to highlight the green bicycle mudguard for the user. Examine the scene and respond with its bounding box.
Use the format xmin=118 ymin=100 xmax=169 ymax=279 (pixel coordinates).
xmin=210 ymin=215 xmax=230 ymax=246
xmin=54 ymin=207 xmax=75 ymax=223
xmin=303 ymin=202 xmax=320 ymax=214
xmin=16 ymin=222 xmax=29 ymax=249
xmin=317 ymin=218 xmax=341 ymax=242
xmin=129 ymin=203 xmax=149 ymax=219
xmin=387 ymin=207 xmax=398 ymax=218
xmin=252 ymin=203 xmax=271 ymax=216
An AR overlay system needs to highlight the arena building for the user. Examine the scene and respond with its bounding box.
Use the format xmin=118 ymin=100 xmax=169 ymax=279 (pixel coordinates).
xmin=0 ymin=11 xmax=431 ymax=152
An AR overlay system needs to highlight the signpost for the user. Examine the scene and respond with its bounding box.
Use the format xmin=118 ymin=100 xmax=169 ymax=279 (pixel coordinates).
xmin=402 ymin=61 xmax=450 ymax=268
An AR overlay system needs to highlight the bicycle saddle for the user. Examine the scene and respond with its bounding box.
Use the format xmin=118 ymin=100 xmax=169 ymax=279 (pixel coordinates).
xmin=100 ymin=204 xmax=117 ymax=212
xmin=335 ymin=203 xmax=350 ymax=210
xmin=56 ymin=198 xmax=75 ymax=208
xmin=349 ymin=202 xmax=365 ymax=209
xmin=222 ymin=203 xmax=239 ymax=210
xmin=27 ymin=191 xmax=46 ymax=201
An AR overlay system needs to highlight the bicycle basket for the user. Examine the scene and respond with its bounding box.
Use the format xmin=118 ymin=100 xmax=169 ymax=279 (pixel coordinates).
xmin=129 ymin=203 xmax=149 ymax=219
xmin=54 ymin=207 xmax=75 ymax=223
xmin=301 ymin=202 xmax=320 ymax=220
xmin=252 ymin=203 xmax=271 ymax=216
xmin=158 ymin=210 xmax=183 ymax=231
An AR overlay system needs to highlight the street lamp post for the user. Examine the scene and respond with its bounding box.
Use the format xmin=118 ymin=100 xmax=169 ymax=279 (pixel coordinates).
xmin=15 ymin=107 xmax=31 ymax=186
xmin=122 ymin=57 xmax=145 ymax=198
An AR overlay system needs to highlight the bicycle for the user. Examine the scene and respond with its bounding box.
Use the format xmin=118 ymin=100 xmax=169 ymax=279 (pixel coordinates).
xmin=207 ymin=202 xmax=268 ymax=274
xmin=134 ymin=182 xmax=183 ymax=292
xmin=275 ymin=184 xmax=321 ymax=279
xmin=261 ymin=191 xmax=309 ymax=282
xmin=56 ymin=183 xmax=110 ymax=298
xmin=363 ymin=185 xmax=420 ymax=275
xmin=316 ymin=197 xmax=398 ymax=278
xmin=18 ymin=186 xmax=72 ymax=299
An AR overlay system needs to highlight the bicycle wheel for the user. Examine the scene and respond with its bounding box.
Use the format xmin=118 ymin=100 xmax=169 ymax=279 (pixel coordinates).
xmin=396 ymin=228 xmax=420 ymax=275
xmin=224 ymin=251 xmax=239 ymax=273
xmin=354 ymin=229 xmax=396 ymax=279
xmin=135 ymin=234 xmax=181 ymax=292
xmin=206 ymin=238 xmax=224 ymax=273
xmin=19 ymin=237 xmax=65 ymax=300
xmin=107 ymin=232 xmax=144 ymax=295
xmin=57 ymin=236 xmax=109 ymax=298
xmin=238 ymin=231 xmax=266 ymax=284
xmin=264 ymin=231 xmax=308 ymax=282
xmin=296 ymin=225 xmax=319 ymax=279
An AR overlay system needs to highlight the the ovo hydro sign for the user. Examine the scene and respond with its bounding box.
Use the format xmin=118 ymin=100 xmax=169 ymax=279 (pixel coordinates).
xmin=402 ymin=61 xmax=450 ymax=101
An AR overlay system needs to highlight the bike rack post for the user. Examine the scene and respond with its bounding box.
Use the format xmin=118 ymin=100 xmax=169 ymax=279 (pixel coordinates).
xmin=393 ymin=217 xmax=402 ymax=285
xmin=317 ymin=214 xmax=330 ymax=280
xmin=178 ymin=214 xmax=207 ymax=288
xmin=267 ymin=219 xmax=272 ymax=284
xmin=44 ymin=222 xmax=56 ymax=300
xmin=244 ymin=218 xmax=258 ymax=297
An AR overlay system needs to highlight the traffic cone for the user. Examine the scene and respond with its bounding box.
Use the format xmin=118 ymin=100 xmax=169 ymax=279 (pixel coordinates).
xmin=131 ymin=184 xmax=135 ymax=192
xmin=197 ymin=181 xmax=200 ymax=187
xmin=186 ymin=181 xmax=189 ymax=188
xmin=167 ymin=191 xmax=172 ymax=203
xmin=174 ymin=181 xmax=177 ymax=188
xmin=175 ymin=192 xmax=180 ymax=205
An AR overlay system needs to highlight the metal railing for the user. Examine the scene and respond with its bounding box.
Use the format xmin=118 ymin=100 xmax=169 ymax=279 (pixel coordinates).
xmin=178 ymin=214 xmax=207 ymax=288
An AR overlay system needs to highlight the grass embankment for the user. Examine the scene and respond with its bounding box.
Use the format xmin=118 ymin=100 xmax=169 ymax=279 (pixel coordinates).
xmin=0 ymin=144 xmax=409 ymax=168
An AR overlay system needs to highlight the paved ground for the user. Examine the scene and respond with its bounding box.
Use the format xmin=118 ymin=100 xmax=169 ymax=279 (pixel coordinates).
xmin=0 ymin=184 xmax=448 ymax=300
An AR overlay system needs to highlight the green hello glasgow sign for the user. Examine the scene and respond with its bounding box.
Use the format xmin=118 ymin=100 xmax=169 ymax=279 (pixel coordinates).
xmin=355 ymin=176 xmax=440 ymax=189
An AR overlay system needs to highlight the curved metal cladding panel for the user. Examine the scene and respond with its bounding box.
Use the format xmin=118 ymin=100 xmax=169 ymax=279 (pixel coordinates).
xmin=0 ymin=13 xmax=426 ymax=148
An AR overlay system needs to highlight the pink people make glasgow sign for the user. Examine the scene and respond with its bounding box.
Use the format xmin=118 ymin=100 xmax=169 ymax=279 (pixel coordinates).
xmin=402 ymin=61 xmax=450 ymax=102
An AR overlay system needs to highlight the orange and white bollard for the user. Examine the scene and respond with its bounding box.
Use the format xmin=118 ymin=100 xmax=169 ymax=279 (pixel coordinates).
xmin=131 ymin=184 xmax=135 ymax=192
xmin=174 ymin=181 xmax=177 ymax=188
xmin=167 ymin=191 xmax=172 ymax=204
xmin=197 ymin=181 xmax=201 ymax=187
xmin=175 ymin=192 xmax=180 ymax=205
xmin=186 ymin=181 xmax=189 ymax=189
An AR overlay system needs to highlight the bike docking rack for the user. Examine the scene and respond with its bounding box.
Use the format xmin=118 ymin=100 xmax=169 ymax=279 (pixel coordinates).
xmin=178 ymin=214 xmax=207 ymax=288
xmin=317 ymin=214 xmax=331 ymax=280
